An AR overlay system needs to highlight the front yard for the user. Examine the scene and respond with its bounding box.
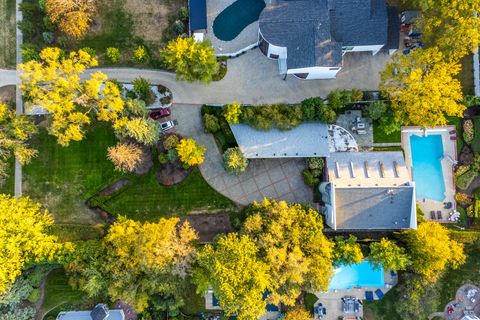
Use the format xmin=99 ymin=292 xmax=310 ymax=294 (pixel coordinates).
xmin=23 ymin=124 xmax=237 ymax=225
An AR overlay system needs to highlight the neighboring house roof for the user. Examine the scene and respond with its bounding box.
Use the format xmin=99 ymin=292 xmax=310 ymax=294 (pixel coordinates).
xmin=334 ymin=186 xmax=414 ymax=229
xmin=230 ymin=123 xmax=330 ymax=158
xmin=259 ymin=0 xmax=392 ymax=69
xmin=188 ymin=0 xmax=207 ymax=31
xmin=320 ymin=152 xmax=416 ymax=230
xmin=56 ymin=305 xmax=125 ymax=320
xmin=386 ymin=6 xmax=400 ymax=50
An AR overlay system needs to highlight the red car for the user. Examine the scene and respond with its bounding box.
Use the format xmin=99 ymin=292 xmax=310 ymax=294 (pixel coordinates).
xmin=149 ymin=108 xmax=171 ymax=120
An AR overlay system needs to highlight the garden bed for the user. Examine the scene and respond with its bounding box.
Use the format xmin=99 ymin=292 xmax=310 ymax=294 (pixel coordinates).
xmin=201 ymin=105 xmax=238 ymax=153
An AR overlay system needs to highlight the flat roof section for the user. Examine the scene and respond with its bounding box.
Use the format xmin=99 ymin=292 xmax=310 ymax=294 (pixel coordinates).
xmin=189 ymin=0 xmax=207 ymax=31
xmin=334 ymin=186 xmax=414 ymax=230
xmin=230 ymin=123 xmax=330 ymax=158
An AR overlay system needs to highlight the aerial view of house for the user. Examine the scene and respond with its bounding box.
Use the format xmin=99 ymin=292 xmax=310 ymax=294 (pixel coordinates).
xmin=0 ymin=0 xmax=480 ymax=320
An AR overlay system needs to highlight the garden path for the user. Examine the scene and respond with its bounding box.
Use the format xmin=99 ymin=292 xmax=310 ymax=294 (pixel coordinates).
xmin=172 ymin=104 xmax=315 ymax=206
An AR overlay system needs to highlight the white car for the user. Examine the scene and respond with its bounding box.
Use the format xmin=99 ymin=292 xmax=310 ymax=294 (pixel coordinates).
xmin=160 ymin=120 xmax=175 ymax=132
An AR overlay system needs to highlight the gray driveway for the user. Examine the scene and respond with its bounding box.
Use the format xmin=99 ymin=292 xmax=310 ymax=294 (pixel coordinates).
xmin=0 ymin=69 xmax=17 ymax=87
xmin=3 ymin=49 xmax=390 ymax=104
xmin=172 ymin=104 xmax=314 ymax=206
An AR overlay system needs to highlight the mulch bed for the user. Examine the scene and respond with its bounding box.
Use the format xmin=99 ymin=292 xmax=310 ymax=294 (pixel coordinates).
xmin=180 ymin=213 xmax=234 ymax=243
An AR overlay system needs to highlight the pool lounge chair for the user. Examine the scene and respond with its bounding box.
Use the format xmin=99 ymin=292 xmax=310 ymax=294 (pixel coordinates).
xmin=437 ymin=211 xmax=442 ymax=220
xmin=375 ymin=289 xmax=384 ymax=300
xmin=390 ymin=270 xmax=397 ymax=277
xmin=430 ymin=211 xmax=436 ymax=219
xmin=450 ymin=136 xmax=457 ymax=140
xmin=365 ymin=291 xmax=374 ymax=301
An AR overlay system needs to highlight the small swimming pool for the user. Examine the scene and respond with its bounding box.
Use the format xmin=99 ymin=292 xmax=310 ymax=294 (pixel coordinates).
xmin=410 ymin=134 xmax=446 ymax=201
xmin=213 ymin=0 xmax=265 ymax=41
xmin=329 ymin=261 xmax=384 ymax=290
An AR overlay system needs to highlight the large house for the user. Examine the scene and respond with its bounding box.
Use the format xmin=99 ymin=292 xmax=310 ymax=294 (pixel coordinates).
xmin=258 ymin=0 xmax=400 ymax=79
xmin=319 ymin=152 xmax=417 ymax=230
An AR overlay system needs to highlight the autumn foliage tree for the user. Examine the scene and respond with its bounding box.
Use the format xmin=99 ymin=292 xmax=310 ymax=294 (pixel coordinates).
xmin=107 ymin=143 xmax=143 ymax=173
xmin=242 ymin=199 xmax=334 ymax=306
xmin=66 ymin=217 xmax=198 ymax=313
xmin=0 ymin=195 xmax=61 ymax=293
xmin=19 ymin=48 xmax=125 ymax=146
xmin=193 ymin=233 xmax=270 ymax=320
xmin=176 ymin=138 xmax=206 ymax=167
xmin=45 ymin=0 xmax=96 ymax=38
xmin=161 ymin=37 xmax=219 ymax=83
xmin=368 ymin=238 xmax=410 ymax=272
xmin=380 ymin=48 xmax=465 ymax=127
xmin=222 ymin=147 xmax=248 ymax=174
xmin=403 ymin=221 xmax=465 ymax=280
xmin=333 ymin=235 xmax=364 ymax=266
xmin=223 ymin=102 xmax=242 ymax=124
xmin=284 ymin=306 xmax=312 ymax=320
xmin=0 ymin=104 xmax=37 ymax=181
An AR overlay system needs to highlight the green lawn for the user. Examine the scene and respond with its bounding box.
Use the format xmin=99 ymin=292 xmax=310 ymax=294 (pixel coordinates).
xmin=23 ymin=125 xmax=121 ymax=224
xmin=458 ymin=54 xmax=475 ymax=96
xmin=24 ymin=124 xmax=237 ymax=224
xmin=373 ymin=121 xmax=401 ymax=143
xmin=0 ymin=158 xmax=15 ymax=195
xmin=48 ymin=224 xmax=105 ymax=242
xmin=41 ymin=268 xmax=87 ymax=319
xmin=0 ymin=0 xmax=16 ymax=68
xmin=472 ymin=116 xmax=480 ymax=154
xmin=180 ymin=283 xmax=207 ymax=315
xmin=447 ymin=116 xmax=464 ymax=157
xmin=94 ymin=167 xmax=237 ymax=222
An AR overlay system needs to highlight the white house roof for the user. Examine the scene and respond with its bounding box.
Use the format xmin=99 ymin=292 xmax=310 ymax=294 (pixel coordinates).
xmin=230 ymin=123 xmax=330 ymax=158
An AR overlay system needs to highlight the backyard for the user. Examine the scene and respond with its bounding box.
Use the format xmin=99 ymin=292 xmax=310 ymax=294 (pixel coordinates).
xmin=23 ymin=124 xmax=237 ymax=225
xmin=0 ymin=0 xmax=16 ymax=68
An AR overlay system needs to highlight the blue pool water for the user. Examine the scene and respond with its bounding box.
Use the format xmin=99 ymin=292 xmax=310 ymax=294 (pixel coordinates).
xmin=329 ymin=261 xmax=384 ymax=290
xmin=410 ymin=134 xmax=446 ymax=201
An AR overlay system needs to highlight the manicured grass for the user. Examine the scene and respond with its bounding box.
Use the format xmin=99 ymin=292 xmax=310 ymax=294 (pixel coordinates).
xmin=0 ymin=0 xmax=16 ymax=68
xmin=373 ymin=121 xmax=401 ymax=143
xmin=472 ymin=116 xmax=480 ymax=154
xmin=96 ymin=167 xmax=237 ymax=222
xmin=41 ymin=268 xmax=87 ymax=318
xmin=0 ymin=158 xmax=15 ymax=195
xmin=447 ymin=116 xmax=464 ymax=157
xmin=23 ymin=125 xmax=121 ymax=224
xmin=303 ymin=292 xmax=318 ymax=314
xmin=363 ymin=287 xmax=403 ymax=320
xmin=458 ymin=54 xmax=475 ymax=96
xmin=48 ymin=224 xmax=105 ymax=242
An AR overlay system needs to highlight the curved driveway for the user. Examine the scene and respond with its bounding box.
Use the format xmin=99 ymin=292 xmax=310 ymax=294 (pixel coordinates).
xmin=3 ymin=49 xmax=390 ymax=104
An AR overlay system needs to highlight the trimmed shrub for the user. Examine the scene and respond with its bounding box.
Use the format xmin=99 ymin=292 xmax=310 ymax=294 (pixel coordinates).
xmin=21 ymin=44 xmax=39 ymax=62
xmin=179 ymin=6 xmax=189 ymax=21
xmin=327 ymin=90 xmax=343 ymax=110
xmin=463 ymin=119 xmax=474 ymax=144
xmin=106 ymin=47 xmax=121 ymax=63
xmin=456 ymin=169 xmax=477 ymax=190
xmin=303 ymin=169 xmax=319 ymax=187
xmin=224 ymin=102 xmax=242 ymax=124
xmin=351 ymin=88 xmax=364 ymax=102
xmin=455 ymin=192 xmax=472 ymax=206
xmin=365 ymin=101 xmax=388 ymax=120
xmin=133 ymin=45 xmax=149 ymax=63
xmin=307 ymin=157 xmax=324 ymax=170
xmin=81 ymin=47 xmax=96 ymax=57
xmin=132 ymin=77 xmax=156 ymax=106
xmin=455 ymin=165 xmax=471 ymax=178
xmin=473 ymin=187 xmax=480 ymax=200
xmin=158 ymin=153 xmax=169 ymax=164
xmin=204 ymin=114 xmax=220 ymax=133
xmin=223 ymin=147 xmax=248 ymax=174
xmin=163 ymin=135 xmax=180 ymax=150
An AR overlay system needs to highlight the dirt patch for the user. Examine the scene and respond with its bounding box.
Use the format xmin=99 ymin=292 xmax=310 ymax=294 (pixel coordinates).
xmin=180 ymin=213 xmax=234 ymax=243
xmin=98 ymin=178 xmax=132 ymax=196
xmin=0 ymin=85 xmax=15 ymax=103
xmin=123 ymin=0 xmax=180 ymax=43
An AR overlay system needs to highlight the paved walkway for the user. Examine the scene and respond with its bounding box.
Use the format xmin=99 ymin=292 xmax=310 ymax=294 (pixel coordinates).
xmin=14 ymin=0 xmax=23 ymax=197
xmin=172 ymin=104 xmax=314 ymax=206
xmin=0 ymin=69 xmax=18 ymax=87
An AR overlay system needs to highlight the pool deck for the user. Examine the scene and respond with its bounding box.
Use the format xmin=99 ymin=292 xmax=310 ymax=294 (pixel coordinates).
xmin=313 ymin=271 xmax=397 ymax=320
xmin=401 ymin=126 xmax=457 ymax=222
xmin=205 ymin=0 xmax=260 ymax=54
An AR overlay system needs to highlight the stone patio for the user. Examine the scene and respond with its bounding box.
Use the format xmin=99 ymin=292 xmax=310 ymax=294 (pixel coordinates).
xmin=336 ymin=110 xmax=373 ymax=149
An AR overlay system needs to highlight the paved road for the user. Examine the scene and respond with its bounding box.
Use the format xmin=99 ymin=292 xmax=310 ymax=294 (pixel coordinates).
xmin=0 ymin=69 xmax=18 ymax=87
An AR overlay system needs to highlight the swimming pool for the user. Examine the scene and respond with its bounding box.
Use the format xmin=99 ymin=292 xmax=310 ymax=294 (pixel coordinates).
xmin=329 ymin=261 xmax=384 ymax=290
xmin=410 ymin=134 xmax=446 ymax=201
xmin=213 ymin=0 xmax=265 ymax=41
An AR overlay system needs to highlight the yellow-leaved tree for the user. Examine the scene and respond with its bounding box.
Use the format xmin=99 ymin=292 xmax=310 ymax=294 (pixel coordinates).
xmin=193 ymin=233 xmax=270 ymax=320
xmin=19 ymin=48 xmax=125 ymax=146
xmin=223 ymin=102 xmax=242 ymax=124
xmin=0 ymin=103 xmax=38 ymax=181
xmin=45 ymin=0 xmax=96 ymax=38
xmin=107 ymin=142 xmax=143 ymax=173
xmin=412 ymin=0 xmax=480 ymax=60
xmin=161 ymin=37 xmax=219 ymax=83
xmin=403 ymin=221 xmax=465 ymax=280
xmin=66 ymin=217 xmax=198 ymax=312
xmin=242 ymin=199 xmax=334 ymax=306
xmin=380 ymin=48 xmax=465 ymax=127
xmin=176 ymin=138 xmax=206 ymax=167
xmin=0 ymin=195 xmax=62 ymax=293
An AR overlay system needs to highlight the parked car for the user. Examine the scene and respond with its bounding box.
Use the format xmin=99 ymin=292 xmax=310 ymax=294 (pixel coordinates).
xmin=149 ymin=108 xmax=171 ymax=120
xmin=160 ymin=120 xmax=175 ymax=132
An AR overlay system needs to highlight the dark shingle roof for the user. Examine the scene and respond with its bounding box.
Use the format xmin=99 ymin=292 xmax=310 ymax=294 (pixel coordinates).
xmin=259 ymin=0 xmax=390 ymax=69
xmin=330 ymin=0 xmax=388 ymax=46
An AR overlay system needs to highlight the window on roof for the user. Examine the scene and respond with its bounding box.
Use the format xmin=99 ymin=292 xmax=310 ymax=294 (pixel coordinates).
xmin=269 ymin=53 xmax=279 ymax=59
xmin=294 ymin=73 xmax=309 ymax=79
